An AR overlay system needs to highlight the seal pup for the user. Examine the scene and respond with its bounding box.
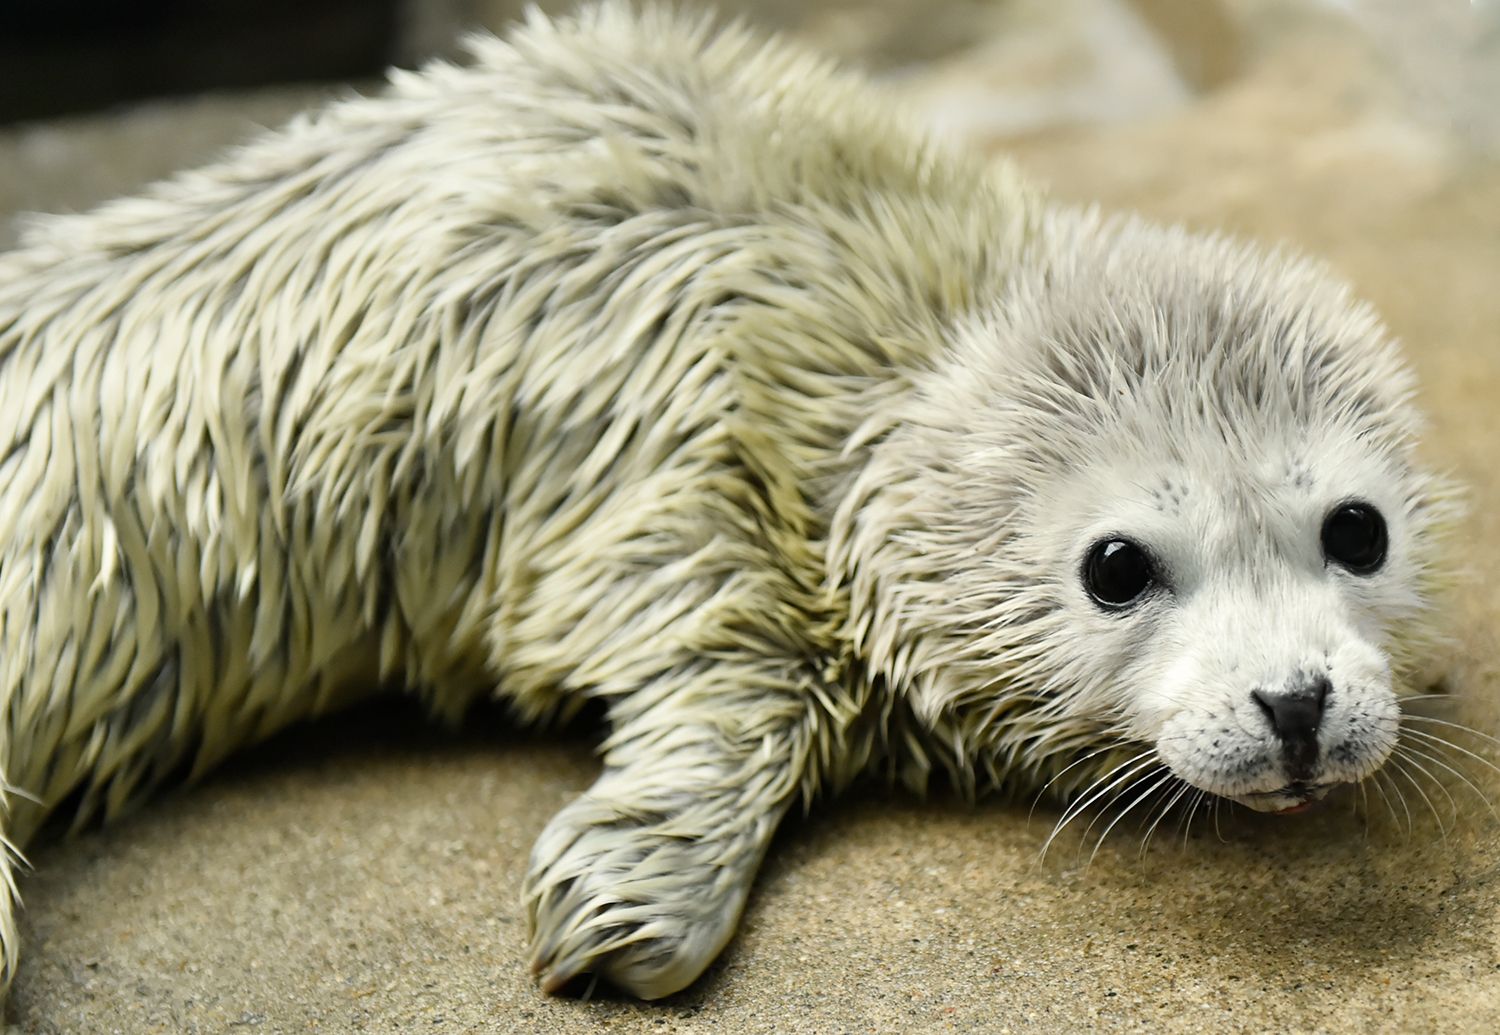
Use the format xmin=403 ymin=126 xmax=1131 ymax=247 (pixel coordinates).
xmin=0 ymin=1 xmax=1458 ymax=1001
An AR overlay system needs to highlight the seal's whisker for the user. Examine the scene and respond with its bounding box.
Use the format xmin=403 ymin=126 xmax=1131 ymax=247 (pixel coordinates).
xmin=1211 ymin=796 xmax=1228 ymax=844
xmin=1133 ymin=780 xmax=1180 ymax=860
xmin=1134 ymin=779 xmax=1191 ymax=860
xmin=1398 ymin=692 xmax=1456 ymax=705
xmin=1027 ymin=744 xmax=1138 ymax=827
xmin=1059 ymin=748 xmax=1155 ymax=808
xmin=1386 ymin=754 xmax=1448 ymax=842
xmin=1391 ymin=746 xmax=1459 ymax=826
xmin=1176 ymin=789 xmax=1206 ymax=849
xmin=1402 ymin=727 xmax=1500 ymax=780
xmin=1402 ymin=714 xmax=1500 ymax=752
xmin=1046 ymin=752 xmax=1154 ymax=840
xmin=1083 ymin=770 xmax=1172 ymax=870
xmin=1374 ymin=767 xmax=1414 ymax=838
xmin=1134 ymin=774 xmax=1182 ymax=852
xmin=1365 ymin=771 xmax=1402 ymax=837
xmin=1397 ymin=742 xmax=1500 ymax=822
xmin=1077 ymin=762 xmax=1165 ymax=848
xmin=1040 ymin=753 xmax=1159 ymax=859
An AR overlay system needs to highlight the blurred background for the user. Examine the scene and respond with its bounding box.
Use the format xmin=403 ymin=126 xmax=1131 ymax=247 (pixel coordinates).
xmin=1 ymin=0 xmax=1495 ymax=136
xmin=6 ymin=0 xmax=1494 ymax=321
xmin=1 ymin=1 xmax=1495 ymax=217
xmin=2 ymin=1 xmax=1496 ymax=246
xmin=3 ymin=2 xmax=1497 ymax=133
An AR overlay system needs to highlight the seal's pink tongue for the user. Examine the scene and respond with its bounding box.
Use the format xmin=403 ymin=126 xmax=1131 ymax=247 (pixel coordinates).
xmin=1275 ymin=801 xmax=1315 ymax=815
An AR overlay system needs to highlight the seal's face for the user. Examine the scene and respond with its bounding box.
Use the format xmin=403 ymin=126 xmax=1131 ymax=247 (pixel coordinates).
xmin=841 ymin=211 xmax=1458 ymax=815
xmin=1057 ymin=441 xmax=1417 ymax=813
xmin=992 ymin=220 xmax=1460 ymax=815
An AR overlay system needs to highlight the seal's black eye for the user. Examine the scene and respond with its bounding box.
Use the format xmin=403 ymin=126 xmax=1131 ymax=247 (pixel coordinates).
xmin=1083 ymin=538 xmax=1155 ymax=609
xmin=1321 ymin=502 xmax=1387 ymax=574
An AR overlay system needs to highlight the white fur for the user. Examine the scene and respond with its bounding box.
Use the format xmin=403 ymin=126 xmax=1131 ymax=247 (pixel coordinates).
xmin=0 ymin=1 xmax=1456 ymax=1001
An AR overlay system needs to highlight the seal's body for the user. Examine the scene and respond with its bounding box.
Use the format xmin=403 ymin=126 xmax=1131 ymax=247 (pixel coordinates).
xmin=0 ymin=3 xmax=1455 ymax=1000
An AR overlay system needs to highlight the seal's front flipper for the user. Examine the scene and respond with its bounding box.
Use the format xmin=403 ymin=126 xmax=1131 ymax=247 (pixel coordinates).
xmin=523 ymin=660 xmax=816 ymax=999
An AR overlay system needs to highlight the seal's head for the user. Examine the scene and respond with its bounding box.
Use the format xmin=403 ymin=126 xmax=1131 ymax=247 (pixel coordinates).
xmin=839 ymin=209 xmax=1459 ymax=815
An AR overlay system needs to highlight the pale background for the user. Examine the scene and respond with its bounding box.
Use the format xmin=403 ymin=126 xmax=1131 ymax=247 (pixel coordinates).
xmin=3 ymin=1 xmax=1499 ymax=1031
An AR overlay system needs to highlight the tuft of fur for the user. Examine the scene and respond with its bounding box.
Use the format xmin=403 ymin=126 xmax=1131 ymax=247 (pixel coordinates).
xmin=0 ymin=1 xmax=1458 ymax=1000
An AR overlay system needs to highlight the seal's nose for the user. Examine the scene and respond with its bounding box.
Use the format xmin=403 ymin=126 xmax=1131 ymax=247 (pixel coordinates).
xmin=1252 ymin=675 xmax=1330 ymax=778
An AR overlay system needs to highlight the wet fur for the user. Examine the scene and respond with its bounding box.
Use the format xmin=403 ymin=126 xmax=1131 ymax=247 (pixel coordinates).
xmin=0 ymin=2 xmax=1455 ymax=1000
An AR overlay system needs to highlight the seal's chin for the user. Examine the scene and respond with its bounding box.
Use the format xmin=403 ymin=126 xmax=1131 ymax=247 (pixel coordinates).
xmin=1231 ymin=782 xmax=1337 ymax=814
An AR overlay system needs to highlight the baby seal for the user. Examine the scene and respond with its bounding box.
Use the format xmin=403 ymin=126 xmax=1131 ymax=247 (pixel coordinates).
xmin=0 ymin=0 xmax=1457 ymax=1002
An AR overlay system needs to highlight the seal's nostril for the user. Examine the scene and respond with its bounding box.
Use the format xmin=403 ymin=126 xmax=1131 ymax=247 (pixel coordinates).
xmin=1309 ymin=674 xmax=1331 ymax=709
xmin=1252 ymin=688 xmax=1277 ymax=724
xmin=1251 ymin=687 xmax=1325 ymax=742
xmin=1251 ymin=681 xmax=1328 ymax=782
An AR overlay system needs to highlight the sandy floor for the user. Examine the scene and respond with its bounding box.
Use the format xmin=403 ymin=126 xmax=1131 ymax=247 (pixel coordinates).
xmin=3 ymin=2 xmax=1499 ymax=1031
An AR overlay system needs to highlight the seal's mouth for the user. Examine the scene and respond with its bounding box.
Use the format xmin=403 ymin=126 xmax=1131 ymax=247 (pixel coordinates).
xmin=1233 ymin=782 xmax=1335 ymax=814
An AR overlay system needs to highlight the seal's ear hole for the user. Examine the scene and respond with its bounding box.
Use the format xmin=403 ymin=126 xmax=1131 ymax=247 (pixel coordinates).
xmin=1082 ymin=538 xmax=1156 ymax=609
xmin=1321 ymin=501 xmax=1387 ymax=574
